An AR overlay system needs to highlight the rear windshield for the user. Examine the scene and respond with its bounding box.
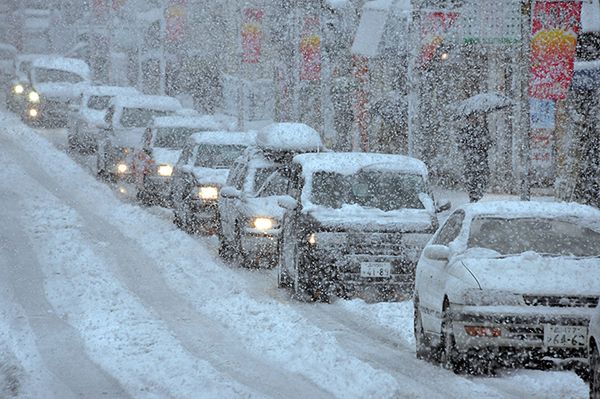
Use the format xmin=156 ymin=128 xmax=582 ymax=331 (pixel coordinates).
xmin=468 ymin=217 xmax=600 ymax=257
xmin=194 ymin=144 xmax=246 ymax=169
xmin=33 ymin=67 xmax=84 ymax=84
xmin=154 ymin=127 xmax=197 ymax=149
xmin=120 ymin=108 xmax=170 ymax=128
xmin=87 ymin=95 xmax=111 ymax=110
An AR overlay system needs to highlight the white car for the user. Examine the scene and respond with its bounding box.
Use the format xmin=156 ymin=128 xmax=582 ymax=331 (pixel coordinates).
xmin=590 ymin=305 xmax=600 ymax=398
xmin=218 ymin=123 xmax=326 ymax=268
xmin=96 ymin=95 xmax=182 ymax=181
xmin=21 ymin=56 xmax=91 ymax=127
xmin=67 ymin=85 xmax=140 ymax=153
xmin=133 ymin=115 xmax=230 ymax=206
xmin=278 ymin=152 xmax=447 ymax=302
xmin=5 ymin=53 xmax=40 ymax=112
xmin=414 ymin=201 xmax=600 ymax=374
xmin=171 ymin=131 xmax=256 ymax=234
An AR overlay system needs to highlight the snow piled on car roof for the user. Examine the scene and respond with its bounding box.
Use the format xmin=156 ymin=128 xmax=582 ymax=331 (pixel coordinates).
xmin=294 ymin=152 xmax=428 ymax=177
xmin=190 ymin=131 xmax=256 ymax=146
xmin=255 ymin=122 xmax=325 ymax=151
xmin=84 ymin=85 xmax=139 ymax=97
xmin=32 ymin=56 xmax=91 ymax=80
xmin=112 ymin=95 xmax=182 ymax=111
xmin=461 ymin=200 xmax=600 ymax=221
xmin=153 ymin=115 xmax=226 ymax=131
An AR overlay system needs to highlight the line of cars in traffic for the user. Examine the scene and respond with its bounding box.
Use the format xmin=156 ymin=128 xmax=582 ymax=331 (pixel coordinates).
xmin=4 ymin=52 xmax=600 ymax=392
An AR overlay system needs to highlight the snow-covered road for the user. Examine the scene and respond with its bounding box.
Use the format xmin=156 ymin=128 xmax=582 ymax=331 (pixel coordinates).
xmin=0 ymin=110 xmax=589 ymax=398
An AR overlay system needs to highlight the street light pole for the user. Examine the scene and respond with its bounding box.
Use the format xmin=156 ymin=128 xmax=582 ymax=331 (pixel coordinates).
xmin=518 ymin=0 xmax=533 ymax=200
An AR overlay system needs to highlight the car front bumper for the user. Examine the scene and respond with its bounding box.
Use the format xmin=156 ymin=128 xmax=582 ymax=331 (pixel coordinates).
xmin=240 ymin=231 xmax=279 ymax=264
xmin=141 ymin=176 xmax=173 ymax=203
xmin=450 ymin=305 xmax=594 ymax=361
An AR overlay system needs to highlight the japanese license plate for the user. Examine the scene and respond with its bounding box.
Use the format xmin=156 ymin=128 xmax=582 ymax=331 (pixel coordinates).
xmin=360 ymin=262 xmax=391 ymax=278
xmin=543 ymin=325 xmax=588 ymax=348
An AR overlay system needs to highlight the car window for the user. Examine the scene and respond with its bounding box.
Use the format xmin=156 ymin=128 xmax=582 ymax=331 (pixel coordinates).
xmin=33 ymin=67 xmax=84 ymax=84
xmin=178 ymin=144 xmax=194 ymax=166
xmin=88 ymin=95 xmax=112 ymax=110
xmin=257 ymin=172 xmax=289 ymax=197
xmin=120 ymin=108 xmax=170 ymax=128
xmin=227 ymin=161 xmax=247 ymax=191
xmin=194 ymin=144 xmax=246 ymax=169
xmin=434 ymin=210 xmax=465 ymax=246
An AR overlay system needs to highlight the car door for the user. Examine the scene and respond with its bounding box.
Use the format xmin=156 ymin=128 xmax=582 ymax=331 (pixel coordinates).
xmin=417 ymin=210 xmax=465 ymax=334
xmin=219 ymin=159 xmax=247 ymax=242
xmin=279 ymin=169 xmax=302 ymax=280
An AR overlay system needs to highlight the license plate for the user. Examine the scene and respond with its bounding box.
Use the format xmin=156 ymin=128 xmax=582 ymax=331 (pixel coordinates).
xmin=360 ymin=262 xmax=391 ymax=278
xmin=543 ymin=325 xmax=588 ymax=348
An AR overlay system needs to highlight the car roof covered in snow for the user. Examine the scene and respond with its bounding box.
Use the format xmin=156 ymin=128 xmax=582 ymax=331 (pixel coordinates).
xmin=293 ymin=152 xmax=429 ymax=178
xmin=459 ymin=200 xmax=600 ymax=222
xmin=83 ymin=85 xmax=139 ymax=97
xmin=255 ymin=123 xmax=325 ymax=151
xmin=15 ymin=53 xmax=45 ymax=63
xmin=153 ymin=115 xmax=225 ymax=131
xmin=32 ymin=56 xmax=91 ymax=80
xmin=190 ymin=131 xmax=257 ymax=147
xmin=112 ymin=95 xmax=182 ymax=111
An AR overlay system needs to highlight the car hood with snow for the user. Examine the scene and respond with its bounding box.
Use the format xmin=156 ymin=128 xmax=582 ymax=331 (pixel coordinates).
xmin=457 ymin=250 xmax=600 ymax=297
xmin=152 ymin=148 xmax=182 ymax=167
xmin=181 ymin=166 xmax=230 ymax=186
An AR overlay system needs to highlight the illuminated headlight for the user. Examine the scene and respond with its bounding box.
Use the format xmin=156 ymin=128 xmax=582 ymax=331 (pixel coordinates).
xmin=28 ymin=108 xmax=38 ymax=118
xmin=198 ymin=186 xmax=219 ymax=200
xmin=117 ymin=163 xmax=128 ymax=174
xmin=13 ymin=84 xmax=24 ymax=94
xmin=28 ymin=91 xmax=40 ymax=103
xmin=308 ymin=233 xmax=317 ymax=246
xmin=251 ymin=217 xmax=278 ymax=231
xmin=157 ymin=164 xmax=173 ymax=177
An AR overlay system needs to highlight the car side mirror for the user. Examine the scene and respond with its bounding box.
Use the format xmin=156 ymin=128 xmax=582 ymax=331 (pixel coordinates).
xmin=277 ymin=196 xmax=299 ymax=211
xmin=424 ymin=244 xmax=450 ymax=261
xmin=435 ymin=199 xmax=451 ymax=213
xmin=220 ymin=186 xmax=241 ymax=199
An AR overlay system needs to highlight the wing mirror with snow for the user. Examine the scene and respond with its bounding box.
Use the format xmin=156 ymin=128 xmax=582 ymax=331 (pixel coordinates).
xmin=277 ymin=196 xmax=299 ymax=211
xmin=424 ymin=244 xmax=450 ymax=261
xmin=435 ymin=199 xmax=451 ymax=213
xmin=220 ymin=186 xmax=241 ymax=199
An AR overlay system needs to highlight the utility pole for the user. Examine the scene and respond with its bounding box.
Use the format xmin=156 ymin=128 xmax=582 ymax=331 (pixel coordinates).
xmin=518 ymin=0 xmax=533 ymax=200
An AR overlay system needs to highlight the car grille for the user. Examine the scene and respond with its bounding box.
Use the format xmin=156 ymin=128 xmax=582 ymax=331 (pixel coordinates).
xmin=44 ymin=98 xmax=70 ymax=117
xmin=522 ymin=295 xmax=599 ymax=308
xmin=348 ymin=233 xmax=408 ymax=256
xmin=505 ymin=326 xmax=544 ymax=341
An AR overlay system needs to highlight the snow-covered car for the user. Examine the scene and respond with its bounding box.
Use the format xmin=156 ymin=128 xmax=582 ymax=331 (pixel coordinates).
xmin=96 ymin=95 xmax=182 ymax=181
xmin=218 ymin=122 xmax=327 ymax=268
xmin=133 ymin=115 xmax=230 ymax=206
xmin=277 ymin=152 xmax=446 ymax=302
xmin=5 ymin=53 xmax=40 ymax=113
xmin=590 ymin=305 xmax=600 ymax=398
xmin=21 ymin=56 xmax=91 ymax=127
xmin=0 ymin=43 xmax=16 ymax=85
xmin=414 ymin=201 xmax=600 ymax=374
xmin=171 ymin=131 xmax=256 ymax=234
xmin=66 ymin=85 xmax=140 ymax=153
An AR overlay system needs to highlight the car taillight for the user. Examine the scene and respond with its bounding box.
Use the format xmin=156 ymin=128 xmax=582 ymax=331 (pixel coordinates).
xmin=464 ymin=326 xmax=501 ymax=337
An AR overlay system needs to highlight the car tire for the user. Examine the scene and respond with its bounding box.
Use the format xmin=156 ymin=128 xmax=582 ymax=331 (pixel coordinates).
xmin=235 ymin=225 xmax=258 ymax=268
xmin=414 ymin=298 xmax=436 ymax=361
xmin=591 ymin=340 xmax=600 ymax=399
xmin=277 ymin=263 xmax=291 ymax=288
xmin=217 ymin=229 xmax=233 ymax=261
xmin=440 ymin=306 xmax=461 ymax=373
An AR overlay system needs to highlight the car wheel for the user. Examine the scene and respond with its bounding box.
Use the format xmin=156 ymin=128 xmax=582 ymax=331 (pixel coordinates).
xmin=136 ymin=189 xmax=152 ymax=206
xmin=414 ymin=298 xmax=436 ymax=361
xmin=277 ymin=263 xmax=291 ymax=288
xmin=217 ymin=229 xmax=233 ymax=261
xmin=440 ymin=305 xmax=460 ymax=372
xmin=234 ymin=225 xmax=258 ymax=268
xmin=292 ymin=247 xmax=321 ymax=302
xmin=96 ymin=154 xmax=107 ymax=180
xmin=67 ymin=134 xmax=77 ymax=152
xmin=591 ymin=340 xmax=600 ymax=399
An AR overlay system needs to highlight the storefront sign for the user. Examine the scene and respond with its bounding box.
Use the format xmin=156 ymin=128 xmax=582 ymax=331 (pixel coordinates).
xmin=530 ymin=98 xmax=556 ymax=129
xmin=419 ymin=11 xmax=458 ymax=68
xmin=529 ymin=1 xmax=582 ymax=100
xmin=300 ymin=15 xmax=321 ymax=81
xmin=241 ymin=8 xmax=264 ymax=64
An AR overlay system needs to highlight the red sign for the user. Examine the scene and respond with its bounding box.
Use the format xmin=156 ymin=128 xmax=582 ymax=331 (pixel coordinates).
xmin=419 ymin=12 xmax=458 ymax=68
xmin=300 ymin=16 xmax=321 ymax=81
xmin=166 ymin=1 xmax=187 ymax=43
xmin=529 ymin=2 xmax=582 ymax=100
xmin=242 ymin=8 xmax=264 ymax=63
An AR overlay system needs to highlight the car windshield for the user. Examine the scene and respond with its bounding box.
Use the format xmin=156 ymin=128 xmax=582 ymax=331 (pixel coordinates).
xmin=18 ymin=60 xmax=31 ymax=74
xmin=87 ymin=95 xmax=111 ymax=110
xmin=33 ymin=67 xmax=84 ymax=83
xmin=467 ymin=217 xmax=600 ymax=257
xmin=153 ymin=128 xmax=197 ymax=149
xmin=120 ymin=108 xmax=170 ymax=128
xmin=310 ymin=170 xmax=427 ymax=211
xmin=194 ymin=144 xmax=245 ymax=169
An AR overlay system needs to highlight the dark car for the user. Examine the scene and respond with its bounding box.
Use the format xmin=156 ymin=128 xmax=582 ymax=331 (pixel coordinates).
xmin=277 ymin=152 xmax=449 ymax=302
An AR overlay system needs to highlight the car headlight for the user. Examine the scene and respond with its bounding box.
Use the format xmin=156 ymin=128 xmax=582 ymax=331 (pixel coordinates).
xmin=28 ymin=108 xmax=38 ymax=118
xmin=28 ymin=91 xmax=40 ymax=103
xmin=13 ymin=84 xmax=24 ymax=94
xmin=117 ymin=163 xmax=128 ymax=174
xmin=157 ymin=164 xmax=173 ymax=177
xmin=251 ymin=217 xmax=278 ymax=231
xmin=458 ymin=289 xmax=524 ymax=306
xmin=198 ymin=186 xmax=219 ymax=200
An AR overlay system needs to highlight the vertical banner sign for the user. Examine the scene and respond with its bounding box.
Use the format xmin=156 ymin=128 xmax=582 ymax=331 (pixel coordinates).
xmin=242 ymin=8 xmax=264 ymax=64
xmin=166 ymin=0 xmax=187 ymax=43
xmin=300 ymin=15 xmax=321 ymax=81
xmin=529 ymin=2 xmax=582 ymax=100
xmin=419 ymin=11 xmax=458 ymax=68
